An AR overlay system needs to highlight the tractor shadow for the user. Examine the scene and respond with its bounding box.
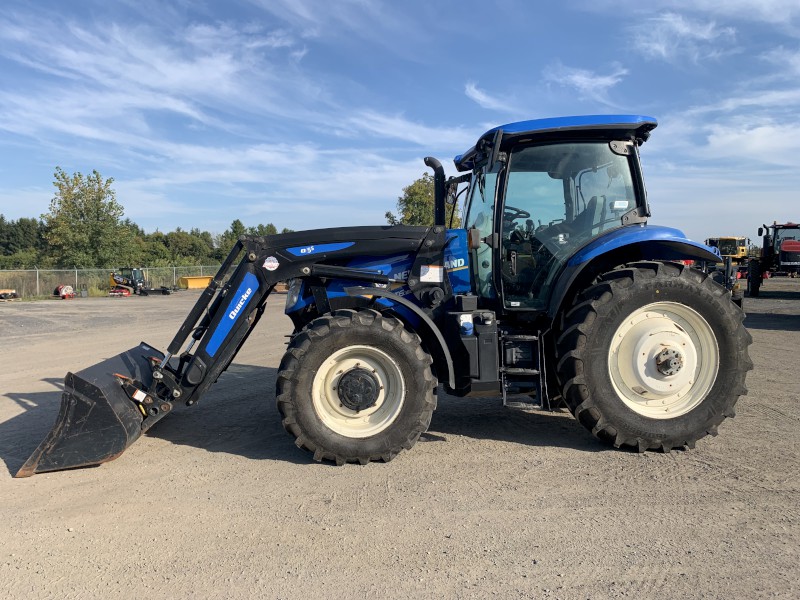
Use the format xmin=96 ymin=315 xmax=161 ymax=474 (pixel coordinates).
xmin=743 ymin=312 xmax=800 ymax=332
xmin=429 ymin=392 xmax=608 ymax=453
xmin=745 ymin=289 xmax=800 ymax=301
xmin=149 ymin=364 xmax=607 ymax=463
xmin=1 ymin=366 xmax=605 ymax=477
xmin=0 ymin=378 xmax=67 ymax=475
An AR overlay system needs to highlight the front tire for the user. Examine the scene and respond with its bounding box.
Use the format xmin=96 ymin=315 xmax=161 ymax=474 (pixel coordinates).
xmin=747 ymin=260 xmax=761 ymax=297
xmin=277 ymin=309 xmax=436 ymax=464
xmin=556 ymin=262 xmax=752 ymax=451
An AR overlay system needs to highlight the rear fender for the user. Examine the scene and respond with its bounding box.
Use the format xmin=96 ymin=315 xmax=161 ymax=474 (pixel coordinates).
xmin=548 ymin=225 xmax=721 ymax=318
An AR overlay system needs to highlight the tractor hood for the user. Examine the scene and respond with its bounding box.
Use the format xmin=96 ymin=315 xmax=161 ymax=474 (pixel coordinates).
xmin=780 ymin=239 xmax=800 ymax=253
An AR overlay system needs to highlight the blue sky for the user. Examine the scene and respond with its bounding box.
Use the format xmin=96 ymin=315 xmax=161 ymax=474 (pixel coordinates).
xmin=1 ymin=0 xmax=798 ymax=243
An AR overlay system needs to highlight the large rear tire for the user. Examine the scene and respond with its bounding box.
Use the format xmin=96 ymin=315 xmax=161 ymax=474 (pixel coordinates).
xmin=556 ymin=262 xmax=752 ymax=451
xmin=277 ymin=309 xmax=437 ymax=464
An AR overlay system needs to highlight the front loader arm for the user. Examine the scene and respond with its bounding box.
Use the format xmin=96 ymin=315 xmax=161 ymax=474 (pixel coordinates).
xmin=160 ymin=226 xmax=444 ymax=408
xmin=17 ymin=226 xmax=447 ymax=476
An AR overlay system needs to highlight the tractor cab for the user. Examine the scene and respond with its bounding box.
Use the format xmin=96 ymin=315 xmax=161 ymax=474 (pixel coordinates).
xmin=758 ymin=222 xmax=800 ymax=277
xmin=455 ymin=115 xmax=655 ymax=314
xmin=121 ymin=268 xmax=145 ymax=286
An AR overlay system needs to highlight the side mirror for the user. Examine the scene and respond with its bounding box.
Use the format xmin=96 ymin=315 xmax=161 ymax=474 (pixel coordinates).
xmin=468 ymin=228 xmax=482 ymax=250
xmin=758 ymin=228 xmax=764 ymax=237
xmin=467 ymin=228 xmax=498 ymax=250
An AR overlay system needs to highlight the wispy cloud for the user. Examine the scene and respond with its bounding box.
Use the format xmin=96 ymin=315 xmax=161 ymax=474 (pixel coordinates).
xmin=348 ymin=111 xmax=477 ymax=148
xmin=763 ymin=46 xmax=800 ymax=76
xmin=631 ymin=12 xmax=736 ymax=64
xmin=702 ymin=121 xmax=800 ymax=166
xmin=587 ymin=1 xmax=800 ymax=27
xmin=246 ymin=0 xmax=432 ymax=59
xmin=464 ymin=82 xmax=516 ymax=114
xmin=543 ymin=62 xmax=628 ymax=106
xmin=644 ymin=86 xmax=800 ymax=170
xmin=658 ymin=1 xmax=800 ymax=25
xmin=0 ymin=18 xmax=309 ymax=136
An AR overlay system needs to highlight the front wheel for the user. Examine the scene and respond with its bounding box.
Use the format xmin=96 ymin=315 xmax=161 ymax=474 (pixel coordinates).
xmin=747 ymin=261 xmax=761 ymax=297
xmin=556 ymin=262 xmax=752 ymax=451
xmin=277 ymin=309 xmax=437 ymax=464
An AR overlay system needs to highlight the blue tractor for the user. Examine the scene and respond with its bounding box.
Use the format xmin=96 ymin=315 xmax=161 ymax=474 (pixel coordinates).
xmin=19 ymin=115 xmax=753 ymax=476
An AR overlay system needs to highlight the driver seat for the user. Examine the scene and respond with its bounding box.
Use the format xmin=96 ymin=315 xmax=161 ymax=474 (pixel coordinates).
xmin=569 ymin=196 xmax=598 ymax=235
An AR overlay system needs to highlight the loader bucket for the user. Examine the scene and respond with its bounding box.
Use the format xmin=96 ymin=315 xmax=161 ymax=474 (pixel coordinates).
xmin=16 ymin=342 xmax=162 ymax=477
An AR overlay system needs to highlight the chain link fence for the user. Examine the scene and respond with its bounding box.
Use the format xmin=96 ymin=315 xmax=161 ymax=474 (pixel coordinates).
xmin=0 ymin=265 xmax=222 ymax=298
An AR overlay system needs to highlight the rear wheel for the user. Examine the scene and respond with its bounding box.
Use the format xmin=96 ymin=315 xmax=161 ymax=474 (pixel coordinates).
xmin=277 ymin=309 xmax=436 ymax=464
xmin=556 ymin=261 xmax=752 ymax=451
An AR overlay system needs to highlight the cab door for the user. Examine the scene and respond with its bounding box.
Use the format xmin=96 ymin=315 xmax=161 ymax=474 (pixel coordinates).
xmin=463 ymin=164 xmax=500 ymax=301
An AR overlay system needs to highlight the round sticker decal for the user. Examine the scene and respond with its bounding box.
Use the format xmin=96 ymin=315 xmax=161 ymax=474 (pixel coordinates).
xmin=263 ymin=256 xmax=280 ymax=271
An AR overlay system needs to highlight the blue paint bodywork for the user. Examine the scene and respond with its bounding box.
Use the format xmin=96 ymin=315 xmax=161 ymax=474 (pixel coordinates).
xmin=206 ymin=271 xmax=259 ymax=357
xmin=286 ymin=242 xmax=355 ymax=257
xmin=454 ymin=114 xmax=658 ymax=171
xmin=284 ymin=229 xmax=471 ymax=321
xmin=568 ymin=225 xmax=721 ymax=267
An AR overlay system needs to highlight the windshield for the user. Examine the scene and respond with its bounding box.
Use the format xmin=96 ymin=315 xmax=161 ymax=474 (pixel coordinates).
xmin=716 ymin=240 xmax=739 ymax=256
xmin=775 ymin=228 xmax=798 ymax=244
xmin=501 ymin=141 xmax=637 ymax=309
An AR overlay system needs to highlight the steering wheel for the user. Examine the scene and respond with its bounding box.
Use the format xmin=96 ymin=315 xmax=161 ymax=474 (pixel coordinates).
xmin=504 ymin=205 xmax=531 ymax=220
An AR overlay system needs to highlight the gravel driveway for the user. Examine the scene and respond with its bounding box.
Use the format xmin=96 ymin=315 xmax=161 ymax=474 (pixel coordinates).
xmin=1 ymin=279 xmax=798 ymax=599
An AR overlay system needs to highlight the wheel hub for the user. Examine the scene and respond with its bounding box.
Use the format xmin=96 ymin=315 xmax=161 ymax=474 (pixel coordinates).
xmin=337 ymin=367 xmax=380 ymax=412
xmin=655 ymin=347 xmax=684 ymax=376
xmin=607 ymin=302 xmax=720 ymax=419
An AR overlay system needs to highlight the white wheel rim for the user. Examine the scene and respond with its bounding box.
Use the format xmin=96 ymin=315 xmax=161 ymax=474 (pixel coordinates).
xmin=312 ymin=345 xmax=405 ymax=438
xmin=608 ymin=302 xmax=719 ymax=419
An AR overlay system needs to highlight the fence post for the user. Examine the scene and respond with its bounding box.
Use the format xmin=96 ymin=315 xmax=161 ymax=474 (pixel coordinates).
xmin=173 ymin=266 xmax=176 ymax=288
xmin=75 ymin=267 xmax=78 ymax=289
xmin=36 ymin=267 xmax=40 ymax=297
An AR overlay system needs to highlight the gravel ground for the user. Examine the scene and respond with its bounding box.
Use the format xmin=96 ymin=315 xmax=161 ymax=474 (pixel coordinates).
xmin=0 ymin=279 xmax=798 ymax=599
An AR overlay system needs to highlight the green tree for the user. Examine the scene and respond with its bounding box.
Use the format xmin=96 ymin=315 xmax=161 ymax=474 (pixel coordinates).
xmin=385 ymin=173 xmax=461 ymax=227
xmin=140 ymin=230 xmax=172 ymax=266
xmin=0 ymin=215 xmax=44 ymax=256
xmin=41 ymin=168 xmax=134 ymax=267
xmin=189 ymin=228 xmax=216 ymax=261
xmin=248 ymin=223 xmax=278 ymax=237
xmin=216 ymin=219 xmax=247 ymax=251
xmin=0 ymin=214 xmax=9 ymax=254
xmin=0 ymin=214 xmax=47 ymax=268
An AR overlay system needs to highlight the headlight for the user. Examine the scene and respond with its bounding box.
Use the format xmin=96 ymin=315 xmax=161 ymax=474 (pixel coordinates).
xmin=285 ymin=278 xmax=302 ymax=310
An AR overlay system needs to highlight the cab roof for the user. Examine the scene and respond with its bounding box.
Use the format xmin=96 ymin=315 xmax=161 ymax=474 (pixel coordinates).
xmin=453 ymin=114 xmax=658 ymax=172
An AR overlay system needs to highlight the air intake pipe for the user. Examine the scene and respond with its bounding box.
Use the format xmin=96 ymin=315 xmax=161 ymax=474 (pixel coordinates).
xmin=424 ymin=156 xmax=446 ymax=227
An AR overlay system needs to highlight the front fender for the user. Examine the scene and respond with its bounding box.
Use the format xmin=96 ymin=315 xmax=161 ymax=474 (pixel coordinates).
xmin=345 ymin=286 xmax=455 ymax=389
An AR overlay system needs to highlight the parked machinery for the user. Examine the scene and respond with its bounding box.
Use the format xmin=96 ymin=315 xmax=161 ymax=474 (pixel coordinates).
xmin=110 ymin=267 xmax=171 ymax=296
xmin=747 ymin=222 xmax=800 ymax=296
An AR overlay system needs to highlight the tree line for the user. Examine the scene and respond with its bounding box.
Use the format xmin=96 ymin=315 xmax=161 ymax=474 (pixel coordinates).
xmin=1 ymin=167 xmax=454 ymax=270
xmin=0 ymin=168 xmax=292 ymax=269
